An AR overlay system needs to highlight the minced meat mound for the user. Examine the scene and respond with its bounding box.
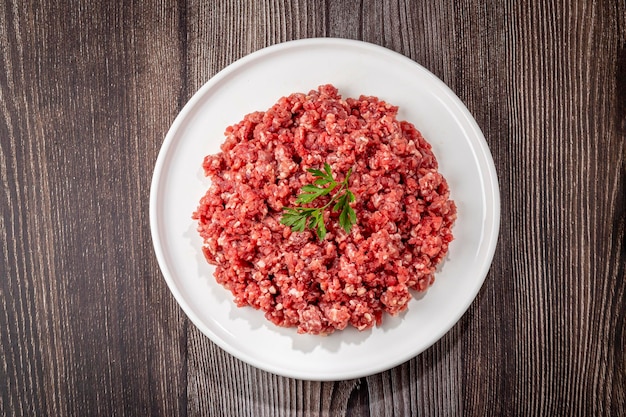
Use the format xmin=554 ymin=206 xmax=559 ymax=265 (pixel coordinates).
xmin=193 ymin=84 xmax=456 ymax=335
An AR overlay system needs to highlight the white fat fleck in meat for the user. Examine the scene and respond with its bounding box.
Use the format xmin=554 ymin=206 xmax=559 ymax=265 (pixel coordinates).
xmin=288 ymin=288 xmax=304 ymax=297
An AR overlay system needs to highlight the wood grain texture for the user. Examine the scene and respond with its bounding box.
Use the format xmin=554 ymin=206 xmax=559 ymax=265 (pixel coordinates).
xmin=0 ymin=1 xmax=187 ymax=416
xmin=1 ymin=0 xmax=624 ymax=416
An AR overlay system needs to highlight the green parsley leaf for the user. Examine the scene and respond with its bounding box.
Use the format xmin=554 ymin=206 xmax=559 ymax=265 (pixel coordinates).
xmin=280 ymin=164 xmax=357 ymax=240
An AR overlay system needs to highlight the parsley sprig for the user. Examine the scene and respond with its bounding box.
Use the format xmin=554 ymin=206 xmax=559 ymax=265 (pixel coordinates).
xmin=280 ymin=163 xmax=356 ymax=240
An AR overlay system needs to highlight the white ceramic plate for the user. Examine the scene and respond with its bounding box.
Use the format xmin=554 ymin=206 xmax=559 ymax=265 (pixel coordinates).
xmin=150 ymin=38 xmax=499 ymax=381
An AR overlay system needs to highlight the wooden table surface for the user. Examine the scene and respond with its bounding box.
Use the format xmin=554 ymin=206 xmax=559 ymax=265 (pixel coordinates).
xmin=2 ymin=1 xmax=625 ymax=416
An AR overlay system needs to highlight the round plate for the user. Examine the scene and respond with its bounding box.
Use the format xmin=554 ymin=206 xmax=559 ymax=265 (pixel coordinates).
xmin=150 ymin=38 xmax=499 ymax=380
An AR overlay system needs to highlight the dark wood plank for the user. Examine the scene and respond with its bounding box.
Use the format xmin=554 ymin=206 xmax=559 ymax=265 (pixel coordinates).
xmin=465 ymin=1 xmax=625 ymax=415
xmin=1 ymin=1 xmax=188 ymax=416
xmin=183 ymin=1 xmax=468 ymax=416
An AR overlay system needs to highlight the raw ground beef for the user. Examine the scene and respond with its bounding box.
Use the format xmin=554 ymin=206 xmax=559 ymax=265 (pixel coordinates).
xmin=193 ymin=84 xmax=456 ymax=335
